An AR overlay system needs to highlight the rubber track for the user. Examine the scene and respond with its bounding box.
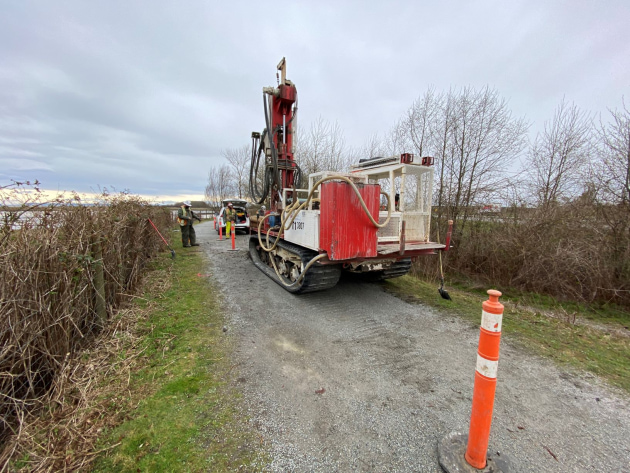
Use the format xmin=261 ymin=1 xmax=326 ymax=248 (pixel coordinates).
xmin=249 ymin=235 xmax=341 ymax=294
xmin=380 ymin=258 xmax=412 ymax=279
xmin=354 ymin=258 xmax=413 ymax=282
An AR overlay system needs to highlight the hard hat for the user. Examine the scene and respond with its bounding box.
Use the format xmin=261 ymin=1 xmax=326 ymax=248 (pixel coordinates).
xmin=228 ymin=203 xmax=233 ymax=208
xmin=183 ymin=200 xmax=191 ymax=206
xmin=261 ymin=205 xmax=266 ymax=210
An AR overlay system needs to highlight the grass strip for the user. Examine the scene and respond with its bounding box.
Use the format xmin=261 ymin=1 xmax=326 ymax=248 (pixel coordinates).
xmin=93 ymin=250 xmax=265 ymax=472
xmin=384 ymin=275 xmax=630 ymax=393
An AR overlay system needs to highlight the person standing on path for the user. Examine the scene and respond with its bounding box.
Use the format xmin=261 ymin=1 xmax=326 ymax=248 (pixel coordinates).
xmin=225 ymin=202 xmax=237 ymax=235
xmin=177 ymin=201 xmax=201 ymax=247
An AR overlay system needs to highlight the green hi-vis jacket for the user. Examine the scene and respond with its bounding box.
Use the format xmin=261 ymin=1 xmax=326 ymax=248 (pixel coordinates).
xmin=225 ymin=207 xmax=237 ymax=222
xmin=177 ymin=206 xmax=198 ymax=227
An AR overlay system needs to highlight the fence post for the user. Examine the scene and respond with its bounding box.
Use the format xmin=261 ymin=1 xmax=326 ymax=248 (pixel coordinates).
xmin=92 ymin=236 xmax=107 ymax=328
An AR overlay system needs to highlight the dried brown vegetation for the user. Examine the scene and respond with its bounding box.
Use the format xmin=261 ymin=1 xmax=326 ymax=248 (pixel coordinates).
xmin=424 ymin=200 xmax=630 ymax=307
xmin=405 ymin=93 xmax=630 ymax=308
xmin=0 ymin=182 xmax=172 ymax=468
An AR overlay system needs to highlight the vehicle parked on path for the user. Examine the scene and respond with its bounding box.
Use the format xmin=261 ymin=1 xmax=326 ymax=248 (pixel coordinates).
xmin=247 ymin=59 xmax=452 ymax=294
xmin=216 ymin=199 xmax=250 ymax=234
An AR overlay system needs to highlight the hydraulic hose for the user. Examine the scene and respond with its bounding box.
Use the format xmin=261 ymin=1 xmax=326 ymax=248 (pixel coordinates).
xmin=250 ymin=90 xmax=301 ymax=203
xmin=249 ymin=133 xmax=261 ymax=202
xmin=254 ymin=174 xmax=393 ymax=286
xmin=263 ymin=93 xmax=280 ymax=190
xmin=250 ymin=132 xmax=273 ymax=205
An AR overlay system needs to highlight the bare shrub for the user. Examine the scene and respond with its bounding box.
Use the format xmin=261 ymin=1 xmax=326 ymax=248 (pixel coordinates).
xmin=0 ymin=270 xmax=171 ymax=472
xmin=592 ymin=101 xmax=630 ymax=291
xmin=418 ymin=200 xmax=629 ymax=306
xmin=469 ymin=204 xmax=608 ymax=302
xmin=0 ymin=182 xmax=172 ymax=449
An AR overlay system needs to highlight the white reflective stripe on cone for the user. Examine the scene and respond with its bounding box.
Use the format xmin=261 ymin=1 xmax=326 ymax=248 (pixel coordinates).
xmin=481 ymin=310 xmax=503 ymax=332
xmin=476 ymin=354 xmax=499 ymax=379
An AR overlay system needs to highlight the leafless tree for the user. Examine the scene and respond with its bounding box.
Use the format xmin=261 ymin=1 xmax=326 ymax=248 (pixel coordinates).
xmin=406 ymin=87 xmax=441 ymax=158
xmin=592 ymin=99 xmax=630 ymax=282
xmin=448 ymin=88 xmax=528 ymax=225
xmin=409 ymin=87 xmax=528 ymax=234
xmin=382 ymin=118 xmax=412 ymax=157
xmin=204 ymin=164 xmax=234 ymax=210
xmin=223 ymin=145 xmax=250 ymax=199
xmin=404 ymin=89 xmax=454 ymax=222
xmin=391 ymin=90 xmax=630 ymax=306
xmin=525 ymin=98 xmax=593 ymax=207
xmin=595 ymin=99 xmax=630 ymax=205
xmin=295 ymin=116 xmax=347 ymax=176
xmin=357 ymin=132 xmax=386 ymax=160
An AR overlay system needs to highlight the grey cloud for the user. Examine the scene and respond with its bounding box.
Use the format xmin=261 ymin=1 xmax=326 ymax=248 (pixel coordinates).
xmin=0 ymin=1 xmax=628 ymax=198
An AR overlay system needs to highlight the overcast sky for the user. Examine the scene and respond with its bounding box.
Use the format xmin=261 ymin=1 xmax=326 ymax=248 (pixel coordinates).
xmin=1 ymin=0 xmax=628 ymax=203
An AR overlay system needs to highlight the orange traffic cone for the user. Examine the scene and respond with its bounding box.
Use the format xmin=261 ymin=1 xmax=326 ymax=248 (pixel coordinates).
xmin=437 ymin=290 xmax=510 ymax=472
xmin=228 ymin=223 xmax=238 ymax=251
xmin=465 ymin=290 xmax=504 ymax=468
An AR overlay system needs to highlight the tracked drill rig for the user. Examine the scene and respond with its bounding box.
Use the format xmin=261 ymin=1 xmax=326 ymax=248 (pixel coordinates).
xmin=249 ymin=58 xmax=452 ymax=294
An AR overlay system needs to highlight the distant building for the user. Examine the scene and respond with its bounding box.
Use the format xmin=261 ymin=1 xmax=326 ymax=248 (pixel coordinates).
xmin=480 ymin=204 xmax=502 ymax=213
xmin=173 ymin=201 xmax=209 ymax=208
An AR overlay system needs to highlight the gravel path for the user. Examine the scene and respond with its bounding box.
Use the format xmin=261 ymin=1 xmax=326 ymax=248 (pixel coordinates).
xmin=195 ymin=222 xmax=630 ymax=472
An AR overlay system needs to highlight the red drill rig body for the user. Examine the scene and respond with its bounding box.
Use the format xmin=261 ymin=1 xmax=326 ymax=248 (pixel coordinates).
xmin=247 ymin=58 xmax=450 ymax=294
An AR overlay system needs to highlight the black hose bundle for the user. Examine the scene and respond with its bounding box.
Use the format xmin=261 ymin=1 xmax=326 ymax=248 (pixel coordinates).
xmin=263 ymin=94 xmax=280 ymax=191
xmin=249 ymin=91 xmax=302 ymax=204
xmin=249 ymin=131 xmax=269 ymax=204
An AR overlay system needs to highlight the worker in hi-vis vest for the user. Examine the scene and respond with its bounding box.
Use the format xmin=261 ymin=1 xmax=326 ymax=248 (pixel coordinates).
xmin=224 ymin=202 xmax=237 ymax=235
xmin=177 ymin=201 xmax=201 ymax=247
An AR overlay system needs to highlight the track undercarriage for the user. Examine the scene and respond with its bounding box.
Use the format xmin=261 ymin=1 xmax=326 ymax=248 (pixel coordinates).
xmin=345 ymin=258 xmax=413 ymax=281
xmin=249 ymin=235 xmax=413 ymax=293
xmin=249 ymin=235 xmax=342 ymax=294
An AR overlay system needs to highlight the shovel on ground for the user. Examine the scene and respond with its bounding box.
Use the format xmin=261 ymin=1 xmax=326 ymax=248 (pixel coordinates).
xmin=436 ymin=220 xmax=453 ymax=301
xmin=438 ymin=276 xmax=452 ymax=300
xmin=148 ymin=218 xmax=176 ymax=258
xmin=437 ymin=250 xmax=451 ymax=300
